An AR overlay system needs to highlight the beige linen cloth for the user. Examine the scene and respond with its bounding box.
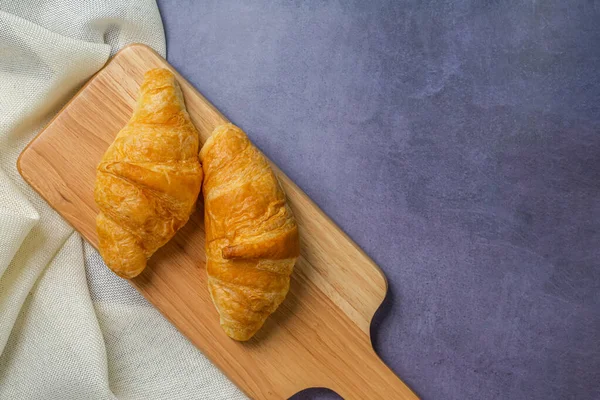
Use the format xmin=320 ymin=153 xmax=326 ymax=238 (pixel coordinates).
xmin=0 ymin=1 xmax=245 ymax=398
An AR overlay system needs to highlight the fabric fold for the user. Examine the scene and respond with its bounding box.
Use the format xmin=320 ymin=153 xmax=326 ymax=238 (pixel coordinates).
xmin=0 ymin=1 xmax=245 ymax=398
xmin=0 ymin=233 xmax=115 ymax=400
xmin=0 ymin=169 xmax=39 ymax=279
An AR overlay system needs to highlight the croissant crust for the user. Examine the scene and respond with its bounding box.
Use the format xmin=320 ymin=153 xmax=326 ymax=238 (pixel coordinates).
xmin=200 ymin=124 xmax=299 ymax=340
xmin=94 ymin=68 xmax=203 ymax=279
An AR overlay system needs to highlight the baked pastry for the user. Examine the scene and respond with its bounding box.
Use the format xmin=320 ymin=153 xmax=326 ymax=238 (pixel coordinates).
xmin=200 ymin=124 xmax=300 ymax=341
xmin=94 ymin=68 xmax=203 ymax=279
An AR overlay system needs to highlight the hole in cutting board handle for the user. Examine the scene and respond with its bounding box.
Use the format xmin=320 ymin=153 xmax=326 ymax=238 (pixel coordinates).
xmin=289 ymin=387 xmax=342 ymax=400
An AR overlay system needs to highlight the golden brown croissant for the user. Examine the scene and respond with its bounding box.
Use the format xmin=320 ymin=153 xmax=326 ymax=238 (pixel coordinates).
xmin=200 ymin=124 xmax=300 ymax=341
xmin=94 ymin=68 xmax=203 ymax=279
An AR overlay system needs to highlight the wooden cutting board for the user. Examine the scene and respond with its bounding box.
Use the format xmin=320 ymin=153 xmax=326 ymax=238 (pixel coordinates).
xmin=17 ymin=44 xmax=418 ymax=400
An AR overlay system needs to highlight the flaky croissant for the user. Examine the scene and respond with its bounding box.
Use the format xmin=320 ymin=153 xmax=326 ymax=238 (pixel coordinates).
xmin=200 ymin=124 xmax=300 ymax=341
xmin=94 ymin=68 xmax=203 ymax=279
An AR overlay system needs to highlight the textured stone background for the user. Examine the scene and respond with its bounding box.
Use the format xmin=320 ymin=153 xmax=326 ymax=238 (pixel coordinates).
xmin=156 ymin=1 xmax=600 ymax=399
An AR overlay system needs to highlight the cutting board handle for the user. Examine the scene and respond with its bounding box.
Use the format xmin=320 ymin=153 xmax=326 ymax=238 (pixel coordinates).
xmin=322 ymin=343 xmax=419 ymax=400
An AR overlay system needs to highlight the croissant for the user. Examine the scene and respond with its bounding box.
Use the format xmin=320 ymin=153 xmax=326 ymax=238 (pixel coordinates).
xmin=200 ymin=124 xmax=300 ymax=341
xmin=94 ymin=68 xmax=203 ymax=279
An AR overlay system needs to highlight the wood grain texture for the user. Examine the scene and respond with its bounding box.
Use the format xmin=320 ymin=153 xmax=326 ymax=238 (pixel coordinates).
xmin=17 ymin=44 xmax=418 ymax=400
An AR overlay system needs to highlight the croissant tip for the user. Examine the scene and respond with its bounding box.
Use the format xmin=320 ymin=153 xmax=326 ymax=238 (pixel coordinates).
xmin=144 ymin=67 xmax=173 ymax=79
xmin=103 ymin=255 xmax=147 ymax=280
xmin=222 ymin=323 xmax=260 ymax=342
xmin=112 ymin=268 xmax=143 ymax=280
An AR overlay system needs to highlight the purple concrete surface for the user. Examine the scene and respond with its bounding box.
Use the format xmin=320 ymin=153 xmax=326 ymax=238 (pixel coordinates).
xmin=156 ymin=1 xmax=600 ymax=399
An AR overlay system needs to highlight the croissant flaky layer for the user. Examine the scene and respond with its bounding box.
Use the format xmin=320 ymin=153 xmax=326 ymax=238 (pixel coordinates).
xmin=94 ymin=68 xmax=203 ymax=279
xmin=200 ymin=124 xmax=300 ymax=340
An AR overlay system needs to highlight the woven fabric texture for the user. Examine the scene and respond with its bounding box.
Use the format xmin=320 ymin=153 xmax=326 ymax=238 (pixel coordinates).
xmin=0 ymin=1 xmax=245 ymax=398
